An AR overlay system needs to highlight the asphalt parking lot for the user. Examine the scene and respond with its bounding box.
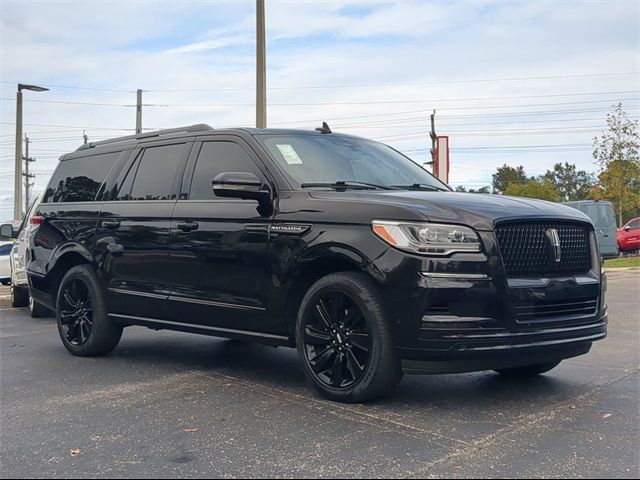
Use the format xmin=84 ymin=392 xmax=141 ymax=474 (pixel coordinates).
xmin=1 ymin=270 xmax=639 ymax=479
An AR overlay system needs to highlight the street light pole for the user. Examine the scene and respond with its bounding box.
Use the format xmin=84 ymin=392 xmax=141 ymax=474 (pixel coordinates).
xmin=13 ymin=83 xmax=48 ymax=221
xmin=256 ymin=0 xmax=266 ymax=128
xmin=14 ymin=89 xmax=23 ymax=221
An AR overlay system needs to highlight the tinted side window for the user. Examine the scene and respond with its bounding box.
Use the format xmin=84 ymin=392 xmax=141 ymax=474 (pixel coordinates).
xmin=629 ymin=220 xmax=640 ymax=230
xmin=0 ymin=244 xmax=12 ymax=255
xmin=189 ymin=142 xmax=262 ymax=200
xmin=126 ymin=144 xmax=185 ymax=201
xmin=43 ymin=152 xmax=120 ymax=203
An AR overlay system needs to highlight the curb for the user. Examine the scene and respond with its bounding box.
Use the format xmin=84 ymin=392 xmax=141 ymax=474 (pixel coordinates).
xmin=604 ymin=267 xmax=640 ymax=271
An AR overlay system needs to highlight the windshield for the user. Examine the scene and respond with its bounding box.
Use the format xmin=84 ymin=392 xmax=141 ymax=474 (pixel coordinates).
xmin=259 ymin=134 xmax=450 ymax=191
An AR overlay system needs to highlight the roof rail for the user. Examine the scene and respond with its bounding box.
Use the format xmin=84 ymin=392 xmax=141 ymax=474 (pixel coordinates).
xmin=76 ymin=124 xmax=214 ymax=151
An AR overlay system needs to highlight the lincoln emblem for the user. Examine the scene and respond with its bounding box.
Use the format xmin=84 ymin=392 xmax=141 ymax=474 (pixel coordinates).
xmin=546 ymin=228 xmax=562 ymax=263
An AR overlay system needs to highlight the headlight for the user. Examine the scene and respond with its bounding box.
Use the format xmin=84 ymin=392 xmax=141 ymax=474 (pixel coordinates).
xmin=372 ymin=220 xmax=481 ymax=256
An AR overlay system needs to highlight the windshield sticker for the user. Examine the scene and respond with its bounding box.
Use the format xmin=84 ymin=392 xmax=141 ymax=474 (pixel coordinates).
xmin=276 ymin=144 xmax=303 ymax=165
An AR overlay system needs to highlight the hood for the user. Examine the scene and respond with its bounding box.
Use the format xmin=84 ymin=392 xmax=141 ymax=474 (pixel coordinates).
xmin=308 ymin=191 xmax=593 ymax=231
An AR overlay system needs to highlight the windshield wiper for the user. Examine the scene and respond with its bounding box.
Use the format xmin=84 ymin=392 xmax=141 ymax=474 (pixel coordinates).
xmin=390 ymin=183 xmax=449 ymax=192
xmin=300 ymin=180 xmax=393 ymax=190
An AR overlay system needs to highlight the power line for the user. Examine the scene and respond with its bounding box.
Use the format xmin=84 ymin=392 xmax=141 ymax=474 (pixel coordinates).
xmin=269 ymin=104 xmax=640 ymax=126
xmin=140 ymin=96 xmax=638 ymax=108
xmin=0 ymin=81 xmax=135 ymax=93
xmin=337 ymin=122 xmax=612 ymax=130
xmin=144 ymin=71 xmax=640 ymax=92
xmin=0 ymin=97 xmax=133 ymax=107
xmin=333 ymin=115 xmax=637 ymax=128
xmin=0 ymin=122 xmax=142 ymax=131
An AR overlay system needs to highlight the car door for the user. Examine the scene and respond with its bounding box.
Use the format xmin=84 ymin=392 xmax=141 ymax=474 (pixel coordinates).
xmin=621 ymin=218 xmax=640 ymax=250
xmin=595 ymin=203 xmax=619 ymax=257
xmin=11 ymin=195 xmax=40 ymax=287
xmin=166 ymin=137 xmax=276 ymax=334
xmin=98 ymin=141 xmax=192 ymax=321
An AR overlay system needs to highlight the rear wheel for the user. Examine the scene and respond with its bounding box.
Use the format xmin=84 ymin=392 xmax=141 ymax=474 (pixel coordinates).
xmin=11 ymin=286 xmax=29 ymax=308
xmin=56 ymin=265 xmax=122 ymax=356
xmin=296 ymin=272 xmax=402 ymax=403
xmin=495 ymin=360 xmax=562 ymax=377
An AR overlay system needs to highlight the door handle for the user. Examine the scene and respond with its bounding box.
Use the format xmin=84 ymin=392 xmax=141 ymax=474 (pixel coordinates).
xmin=101 ymin=220 xmax=120 ymax=230
xmin=176 ymin=222 xmax=199 ymax=232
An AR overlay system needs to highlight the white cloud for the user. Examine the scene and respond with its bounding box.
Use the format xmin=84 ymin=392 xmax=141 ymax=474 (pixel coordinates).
xmin=0 ymin=0 xmax=638 ymax=219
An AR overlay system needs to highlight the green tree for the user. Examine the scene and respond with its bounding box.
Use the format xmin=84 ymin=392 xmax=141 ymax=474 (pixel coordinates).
xmin=542 ymin=162 xmax=594 ymax=201
xmin=504 ymin=178 xmax=561 ymax=202
xmin=455 ymin=185 xmax=490 ymax=193
xmin=492 ymin=164 xmax=527 ymax=194
xmin=592 ymin=103 xmax=640 ymax=225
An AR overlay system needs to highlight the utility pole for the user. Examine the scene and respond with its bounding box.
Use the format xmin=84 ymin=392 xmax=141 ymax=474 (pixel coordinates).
xmin=256 ymin=0 xmax=267 ymax=128
xmin=136 ymin=89 xmax=143 ymax=134
xmin=83 ymin=130 xmax=88 ymax=144
xmin=23 ymin=135 xmax=35 ymax=214
xmin=426 ymin=109 xmax=436 ymax=172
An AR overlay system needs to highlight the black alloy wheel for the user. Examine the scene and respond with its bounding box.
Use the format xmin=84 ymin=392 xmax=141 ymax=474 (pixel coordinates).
xmin=296 ymin=272 xmax=402 ymax=403
xmin=59 ymin=278 xmax=94 ymax=346
xmin=56 ymin=264 xmax=122 ymax=356
xmin=302 ymin=290 xmax=372 ymax=389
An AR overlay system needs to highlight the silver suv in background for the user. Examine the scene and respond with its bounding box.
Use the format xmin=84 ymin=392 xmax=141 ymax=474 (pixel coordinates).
xmin=564 ymin=200 xmax=619 ymax=259
xmin=8 ymin=193 xmax=51 ymax=317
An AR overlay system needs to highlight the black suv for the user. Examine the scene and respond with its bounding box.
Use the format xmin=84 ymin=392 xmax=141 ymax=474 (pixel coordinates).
xmin=28 ymin=124 xmax=607 ymax=402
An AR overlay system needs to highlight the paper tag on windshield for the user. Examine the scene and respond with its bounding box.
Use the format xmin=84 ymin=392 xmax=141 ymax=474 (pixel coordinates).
xmin=276 ymin=144 xmax=303 ymax=165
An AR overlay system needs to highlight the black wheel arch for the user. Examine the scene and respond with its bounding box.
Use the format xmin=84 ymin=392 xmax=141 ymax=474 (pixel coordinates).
xmin=40 ymin=247 xmax=96 ymax=309
xmin=277 ymin=247 xmax=386 ymax=346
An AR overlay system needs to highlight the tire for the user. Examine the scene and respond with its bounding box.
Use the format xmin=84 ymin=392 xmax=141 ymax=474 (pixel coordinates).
xmin=296 ymin=272 xmax=403 ymax=403
xmin=29 ymin=295 xmax=52 ymax=318
xmin=11 ymin=285 xmax=29 ymax=308
xmin=495 ymin=360 xmax=562 ymax=377
xmin=56 ymin=265 xmax=123 ymax=357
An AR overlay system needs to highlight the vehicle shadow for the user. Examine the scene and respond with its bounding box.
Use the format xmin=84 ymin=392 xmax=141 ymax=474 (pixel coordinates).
xmin=112 ymin=328 xmax=580 ymax=409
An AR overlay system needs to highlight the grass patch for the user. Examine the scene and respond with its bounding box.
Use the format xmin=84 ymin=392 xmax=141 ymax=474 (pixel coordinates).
xmin=604 ymin=256 xmax=640 ymax=268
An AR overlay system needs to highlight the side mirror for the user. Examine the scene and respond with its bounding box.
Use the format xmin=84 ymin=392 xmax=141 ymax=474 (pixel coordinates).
xmin=212 ymin=172 xmax=270 ymax=203
xmin=0 ymin=223 xmax=16 ymax=239
xmin=624 ymin=225 xmax=631 ymax=231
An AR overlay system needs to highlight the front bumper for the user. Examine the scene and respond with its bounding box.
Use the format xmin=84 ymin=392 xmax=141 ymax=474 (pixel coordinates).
xmin=374 ymin=228 xmax=607 ymax=374
xmin=399 ymin=308 xmax=607 ymax=374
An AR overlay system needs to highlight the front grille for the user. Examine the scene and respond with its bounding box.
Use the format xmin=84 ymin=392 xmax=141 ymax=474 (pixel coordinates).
xmin=495 ymin=222 xmax=592 ymax=278
xmin=514 ymin=297 xmax=598 ymax=323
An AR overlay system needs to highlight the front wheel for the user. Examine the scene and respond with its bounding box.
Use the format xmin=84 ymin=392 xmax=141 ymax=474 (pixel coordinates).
xmin=56 ymin=265 xmax=123 ymax=356
xmin=495 ymin=360 xmax=562 ymax=377
xmin=296 ymin=272 xmax=402 ymax=403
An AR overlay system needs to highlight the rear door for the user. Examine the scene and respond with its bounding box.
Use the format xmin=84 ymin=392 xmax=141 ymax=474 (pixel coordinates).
xmin=592 ymin=203 xmax=619 ymax=257
xmin=98 ymin=141 xmax=192 ymax=320
xmin=166 ymin=137 xmax=276 ymax=334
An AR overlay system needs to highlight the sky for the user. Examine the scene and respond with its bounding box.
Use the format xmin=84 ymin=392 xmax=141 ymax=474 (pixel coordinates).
xmin=0 ymin=0 xmax=639 ymax=221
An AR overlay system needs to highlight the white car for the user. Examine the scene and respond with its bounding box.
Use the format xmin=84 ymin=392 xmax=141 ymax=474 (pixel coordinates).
xmin=5 ymin=193 xmax=50 ymax=316
xmin=0 ymin=240 xmax=12 ymax=285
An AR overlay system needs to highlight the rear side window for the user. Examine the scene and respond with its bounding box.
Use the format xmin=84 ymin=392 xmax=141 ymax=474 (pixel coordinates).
xmin=119 ymin=144 xmax=185 ymax=201
xmin=43 ymin=152 xmax=120 ymax=203
xmin=189 ymin=141 xmax=262 ymax=200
